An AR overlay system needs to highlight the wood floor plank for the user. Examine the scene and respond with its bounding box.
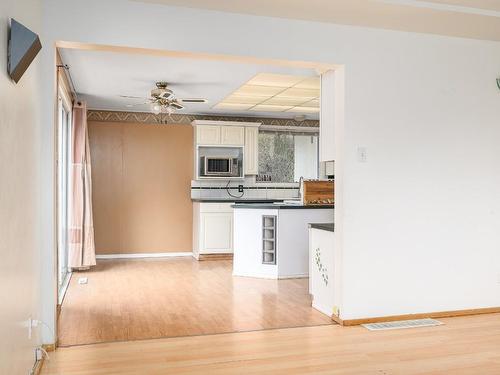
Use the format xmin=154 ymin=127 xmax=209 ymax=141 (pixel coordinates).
xmin=58 ymin=258 xmax=332 ymax=346
xmin=44 ymin=313 xmax=500 ymax=374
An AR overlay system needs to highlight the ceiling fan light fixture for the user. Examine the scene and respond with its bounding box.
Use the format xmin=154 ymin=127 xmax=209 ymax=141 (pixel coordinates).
xmin=151 ymin=103 xmax=162 ymax=115
xmin=123 ymin=81 xmax=206 ymax=114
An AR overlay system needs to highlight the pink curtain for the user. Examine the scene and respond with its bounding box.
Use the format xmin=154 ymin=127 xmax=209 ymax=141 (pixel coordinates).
xmin=68 ymin=101 xmax=96 ymax=269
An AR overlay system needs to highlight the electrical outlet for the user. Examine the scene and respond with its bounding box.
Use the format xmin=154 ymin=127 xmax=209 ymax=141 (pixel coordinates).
xmin=238 ymin=184 xmax=244 ymax=193
xmin=35 ymin=347 xmax=43 ymax=361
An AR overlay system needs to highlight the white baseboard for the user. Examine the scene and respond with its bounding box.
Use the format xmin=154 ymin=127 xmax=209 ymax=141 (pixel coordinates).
xmin=96 ymin=252 xmax=193 ymax=260
xmin=233 ymin=269 xmax=278 ymax=279
xmin=278 ymin=273 xmax=309 ymax=279
xmin=233 ymin=271 xmax=309 ymax=280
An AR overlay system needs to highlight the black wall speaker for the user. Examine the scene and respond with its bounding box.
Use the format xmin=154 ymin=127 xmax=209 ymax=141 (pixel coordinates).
xmin=7 ymin=18 xmax=42 ymax=83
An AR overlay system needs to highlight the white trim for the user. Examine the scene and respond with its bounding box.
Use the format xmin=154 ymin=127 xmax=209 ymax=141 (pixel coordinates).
xmin=96 ymin=252 xmax=193 ymax=259
xmin=232 ymin=272 xmax=309 ymax=280
xmin=278 ymin=273 xmax=309 ymax=279
xmin=57 ymin=271 xmax=72 ymax=305
xmin=259 ymin=125 xmax=319 ymax=133
xmin=233 ymin=272 xmax=278 ymax=280
xmin=192 ymin=120 xmax=261 ymax=128
xmin=377 ymin=0 xmax=500 ymax=18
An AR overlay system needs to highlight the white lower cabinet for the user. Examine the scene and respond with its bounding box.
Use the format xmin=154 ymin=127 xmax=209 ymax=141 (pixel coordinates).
xmin=201 ymin=213 xmax=233 ymax=252
xmin=193 ymin=203 xmax=233 ymax=257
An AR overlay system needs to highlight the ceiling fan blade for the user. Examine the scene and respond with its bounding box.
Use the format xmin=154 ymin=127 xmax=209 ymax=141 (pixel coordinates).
xmin=120 ymin=95 xmax=149 ymax=99
xmin=125 ymin=101 xmax=151 ymax=108
xmin=169 ymin=101 xmax=185 ymax=111
xmin=178 ymin=98 xmax=207 ymax=103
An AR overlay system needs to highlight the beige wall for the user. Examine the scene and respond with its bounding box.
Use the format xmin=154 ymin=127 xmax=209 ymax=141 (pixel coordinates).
xmin=0 ymin=1 xmax=42 ymax=373
xmin=89 ymin=121 xmax=193 ymax=254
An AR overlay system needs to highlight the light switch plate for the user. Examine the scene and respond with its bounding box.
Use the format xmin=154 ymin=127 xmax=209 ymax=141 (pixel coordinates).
xmin=357 ymin=147 xmax=367 ymax=163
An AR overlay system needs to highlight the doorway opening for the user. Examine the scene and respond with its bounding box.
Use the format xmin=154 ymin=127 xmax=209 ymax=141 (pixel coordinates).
xmin=54 ymin=42 xmax=341 ymax=347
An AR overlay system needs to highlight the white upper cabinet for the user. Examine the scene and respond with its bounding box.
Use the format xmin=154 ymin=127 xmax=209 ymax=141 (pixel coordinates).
xmin=244 ymin=126 xmax=259 ymax=175
xmin=196 ymin=125 xmax=221 ymax=145
xmin=221 ymin=126 xmax=245 ymax=145
xmin=192 ymin=120 xmax=261 ymax=177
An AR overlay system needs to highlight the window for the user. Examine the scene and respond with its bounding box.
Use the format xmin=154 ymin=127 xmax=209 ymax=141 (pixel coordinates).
xmin=257 ymin=132 xmax=318 ymax=183
xmin=57 ymin=91 xmax=72 ymax=304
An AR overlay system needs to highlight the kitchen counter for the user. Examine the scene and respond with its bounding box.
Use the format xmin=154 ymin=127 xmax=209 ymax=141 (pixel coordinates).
xmin=232 ymin=203 xmax=334 ymax=209
xmin=309 ymin=223 xmax=335 ymax=232
xmin=192 ymin=199 xmax=285 ymax=203
xmin=233 ymin=204 xmax=334 ymax=279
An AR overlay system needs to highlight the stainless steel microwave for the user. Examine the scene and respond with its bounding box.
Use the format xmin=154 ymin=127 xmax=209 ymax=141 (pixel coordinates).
xmin=201 ymin=156 xmax=240 ymax=177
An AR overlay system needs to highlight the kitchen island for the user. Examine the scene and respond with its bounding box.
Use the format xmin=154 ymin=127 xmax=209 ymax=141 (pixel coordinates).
xmin=232 ymin=203 xmax=334 ymax=279
xmin=309 ymin=222 xmax=336 ymax=317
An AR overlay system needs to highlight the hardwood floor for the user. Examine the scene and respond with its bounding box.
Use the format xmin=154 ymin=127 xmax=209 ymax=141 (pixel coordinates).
xmin=44 ymin=313 xmax=500 ymax=374
xmin=58 ymin=258 xmax=332 ymax=346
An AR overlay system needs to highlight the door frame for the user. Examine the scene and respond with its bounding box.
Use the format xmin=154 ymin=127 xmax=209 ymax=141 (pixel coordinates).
xmin=51 ymin=41 xmax=342 ymax=346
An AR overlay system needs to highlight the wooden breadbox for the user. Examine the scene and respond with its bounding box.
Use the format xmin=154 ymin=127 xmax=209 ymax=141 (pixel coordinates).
xmin=302 ymin=180 xmax=334 ymax=206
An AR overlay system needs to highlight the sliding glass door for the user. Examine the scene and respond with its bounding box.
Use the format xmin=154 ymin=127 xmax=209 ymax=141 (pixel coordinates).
xmin=57 ymin=92 xmax=72 ymax=304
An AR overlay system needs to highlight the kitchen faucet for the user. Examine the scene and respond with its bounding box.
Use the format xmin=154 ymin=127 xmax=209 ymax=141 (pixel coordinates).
xmin=297 ymin=176 xmax=304 ymax=200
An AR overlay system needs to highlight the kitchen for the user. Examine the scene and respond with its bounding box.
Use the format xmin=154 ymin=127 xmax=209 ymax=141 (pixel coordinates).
xmin=191 ymin=118 xmax=335 ymax=318
xmin=55 ymin=47 xmax=338 ymax=346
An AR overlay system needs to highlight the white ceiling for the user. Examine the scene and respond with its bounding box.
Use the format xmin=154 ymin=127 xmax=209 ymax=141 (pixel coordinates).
xmin=133 ymin=0 xmax=500 ymax=42
xmin=59 ymin=49 xmax=320 ymax=119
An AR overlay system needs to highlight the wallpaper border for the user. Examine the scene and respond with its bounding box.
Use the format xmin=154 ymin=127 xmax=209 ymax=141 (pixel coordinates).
xmin=87 ymin=110 xmax=319 ymax=128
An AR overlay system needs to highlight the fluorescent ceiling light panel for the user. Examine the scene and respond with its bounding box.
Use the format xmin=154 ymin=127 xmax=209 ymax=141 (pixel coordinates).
xmin=277 ymin=87 xmax=319 ymax=99
xmin=247 ymin=73 xmax=307 ymax=87
xmin=294 ymin=77 xmax=321 ymax=89
xmin=234 ymin=85 xmax=285 ymax=97
xmin=299 ymin=99 xmax=320 ymax=107
xmin=215 ymin=73 xmax=321 ymax=115
xmin=224 ymin=95 xmax=265 ymax=104
xmin=250 ymin=104 xmax=293 ymax=112
xmin=213 ymin=103 xmax=254 ymax=110
xmin=287 ymin=106 xmax=320 ymax=113
xmin=263 ymin=96 xmax=310 ymax=106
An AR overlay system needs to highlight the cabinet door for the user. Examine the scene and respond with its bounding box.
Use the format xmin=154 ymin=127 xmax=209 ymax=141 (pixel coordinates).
xmin=197 ymin=125 xmax=221 ymax=145
xmin=244 ymin=127 xmax=259 ymax=175
xmin=221 ymin=126 xmax=245 ymax=145
xmin=200 ymin=212 xmax=233 ymax=253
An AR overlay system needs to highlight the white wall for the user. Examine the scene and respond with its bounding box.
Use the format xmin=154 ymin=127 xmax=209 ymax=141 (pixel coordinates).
xmin=40 ymin=0 xmax=500 ymax=334
xmin=0 ymin=1 xmax=42 ymax=373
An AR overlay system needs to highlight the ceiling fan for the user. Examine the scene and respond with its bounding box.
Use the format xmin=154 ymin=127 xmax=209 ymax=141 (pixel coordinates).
xmin=120 ymin=81 xmax=207 ymax=114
